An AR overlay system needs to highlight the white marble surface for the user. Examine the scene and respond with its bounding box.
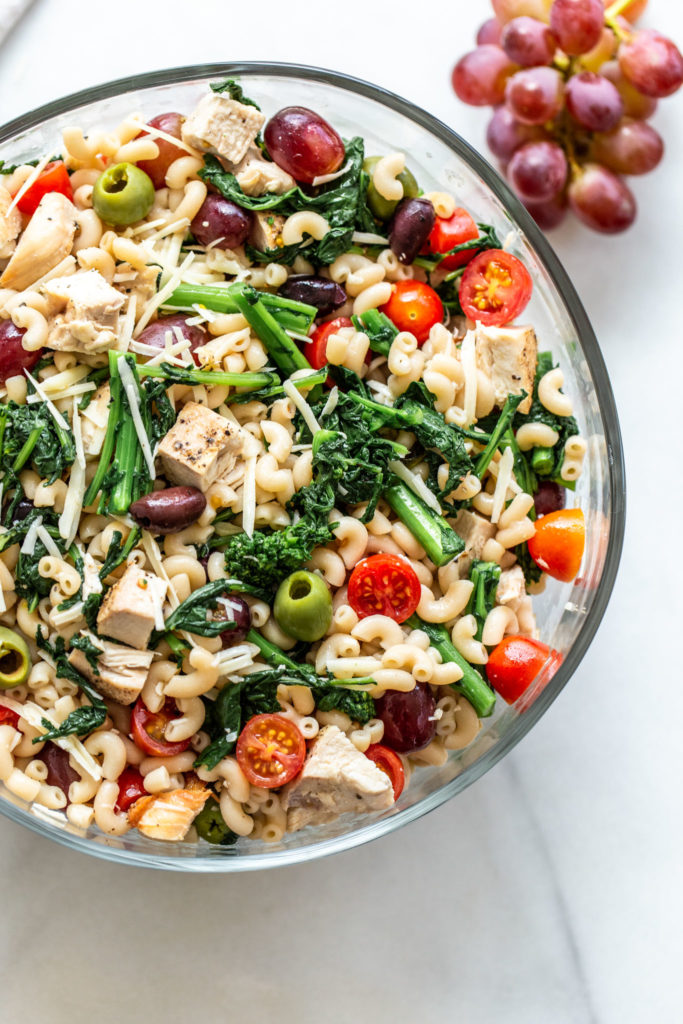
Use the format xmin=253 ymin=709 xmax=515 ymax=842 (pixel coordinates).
xmin=0 ymin=2 xmax=681 ymax=1021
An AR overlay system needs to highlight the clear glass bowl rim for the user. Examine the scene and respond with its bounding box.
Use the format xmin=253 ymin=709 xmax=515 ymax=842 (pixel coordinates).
xmin=0 ymin=61 xmax=626 ymax=872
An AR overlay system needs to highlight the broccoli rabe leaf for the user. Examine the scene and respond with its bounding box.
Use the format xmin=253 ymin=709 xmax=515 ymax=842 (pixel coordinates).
xmin=38 ymin=705 xmax=107 ymax=743
xmin=223 ymin=515 xmax=336 ymax=600
xmin=69 ymin=634 xmax=102 ymax=674
xmin=160 ymin=578 xmax=262 ymax=639
xmin=0 ymin=401 xmax=76 ymax=485
xmin=32 ymin=632 xmax=107 ymax=742
xmin=315 ymin=687 xmax=376 ymax=725
xmin=514 ymin=352 xmax=579 ymax=479
xmin=210 ymin=78 xmax=261 ymax=110
xmin=465 ymin=560 xmax=501 ymax=641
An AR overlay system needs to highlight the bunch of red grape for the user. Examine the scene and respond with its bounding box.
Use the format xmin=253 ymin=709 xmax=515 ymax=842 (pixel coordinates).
xmin=451 ymin=0 xmax=683 ymax=232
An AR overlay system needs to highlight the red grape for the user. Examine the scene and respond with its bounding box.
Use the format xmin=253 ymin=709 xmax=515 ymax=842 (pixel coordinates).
xmin=493 ymin=0 xmax=553 ymax=24
xmin=137 ymin=314 xmax=206 ymax=366
xmin=452 ymin=46 xmax=517 ymax=106
xmin=264 ymin=107 xmax=345 ymax=184
xmin=591 ymin=118 xmax=664 ymax=174
xmin=0 ymin=319 xmax=44 ymax=383
xmin=501 ymin=16 xmax=556 ymax=66
xmin=508 ymin=140 xmax=568 ymax=200
xmin=136 ymin=112 xmax=185 ymax=190
xmin=600 ymin=60 xmax=657 ymax=118
xmin=568 ymin=163 xmax=636 ymax=233
xmin=486 ymin=105 xmax=547 ymax=161
xmin=523 ymin=193 xmax=568 ymax=230
xmin=477 ymin=18 xmax=503 ymax=45
xmin=505 ymin=66 xmax=565 ymax=124
xmin=549 ymin=0 xmax=604 ymax=56
xmin=618 ymin=30 xmax=683 ymax=99
xmin=190 ymin=194 xmax=252 ymax=248
xmin=566 ymin=71 xmax=624 ymax=131
xmin=579 ymin=27 xmax=618 ymax=72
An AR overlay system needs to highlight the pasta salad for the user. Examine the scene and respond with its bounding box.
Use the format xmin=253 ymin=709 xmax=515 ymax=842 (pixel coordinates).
xmin=0 ymin=79 xmax=586 ymax=846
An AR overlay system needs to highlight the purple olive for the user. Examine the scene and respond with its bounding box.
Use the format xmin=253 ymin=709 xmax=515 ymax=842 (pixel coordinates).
xmin=8 ymin=498 xmax=35 ymax=525
xmin=136 ymin=314 xmax=206 ymax=366
xmin=129 ymin=486 xmax=207 ymax=534
xmin=40 ymin=742 xmax=79 ymax=799
xmin=534 ymin=481 xmax=566 ymax=517
xmin=279 ymin=275 xmax=347 ymax=316
xmin=374 ymin=683 xmax=436 ymax=753
xmin=190 ymin=194 xmax=252 ymax=248
xmin=210 ymin=595 xmax=252 ymax=648
xmin=389 ymin=197 xmax=436 ymax=265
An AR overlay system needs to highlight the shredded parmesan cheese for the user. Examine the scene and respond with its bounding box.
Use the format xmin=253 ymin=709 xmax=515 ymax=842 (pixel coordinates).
xmin=117 ymin=358 xmax=156 ymax=479
xmin=460 ymin=329 xmax=478 ymax=428
xmin=283 ymin=378 xmax=321 ymax=436
xmin=2 ymin=695 xmax=102 ymax=781
xmin=36 ymin=524 xmax=61 ymax=557
xmin=20 ymin=515 xmax=43 ymax=555
xmin=311 ymin=160 xmax=351 ymax=186
xmin=23 ymin=371 xmax=70 ymax=432
xmin=134 ymin=251 xmax=195 ymax=336
xmin=351 ymin=231 xmax=390 ymax=245
xmin=6 ymin=153 xmax=52 ymax=214
xmin=490 ymin=446 xmax=515 ymax=525
xmin=58 ymin=399 xmax=87 ymax=547
xmin=321 ymin=386 xmax=339 ymax=418
xmin=242 ymin=455 xmax=257 ymax=539
xmin=388 ymin=460 xmax=443 ymax=514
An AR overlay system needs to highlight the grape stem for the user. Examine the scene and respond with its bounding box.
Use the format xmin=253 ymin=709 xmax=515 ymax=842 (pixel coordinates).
xmin=604 ymin=0 xmax=635 ymax=40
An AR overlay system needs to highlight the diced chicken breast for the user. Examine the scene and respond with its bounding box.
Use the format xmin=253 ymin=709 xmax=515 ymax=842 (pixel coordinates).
xmin=42 ymin=269 xmax=126 ymax=354
xmin=80 ymin=382 xmax=111 ymax=457
xmin=281 ymin=725 xmax=394 ymax=832
xmin=115 ymin=261 xmax=159 ymax=308
xmin=0 ymin=183 xmax=21 ymax=260
xmin=250 ymin=211 xmax=286 ymax=251
xmin=181 ymin=93 xmax=265 ymax=166
xmin=496 ymin=565 xmax=526 ymax=605
xmin=475 ymin=324 xmax=537 ymax=415
xmin=96 ymin=565 xmax=167 ymax=650
xmin=128 ymin=785 xmax=210 ymax=841
xmin=0 ymin=192 xmax=77 ymax=291
xmin=157 ymin=401 xmax=244 ymax=492
xmin=68 ymin=640 xmax=155 ymax=705
xmin=451 ymin=508 xmax=498 ymax=578
xmin=233 ymin=146 xmax=296 ymax=196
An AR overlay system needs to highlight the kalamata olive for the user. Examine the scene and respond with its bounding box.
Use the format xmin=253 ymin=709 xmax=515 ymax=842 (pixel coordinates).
xmin=0 ymin=319 xmax=44 ymax=384
xmin=7 ymin=498 xmax=35 ymax=525
xmin=136 ymin=112 xmax=185 ymax=189
xmin=534 ymin=481 xmax=566 ymax=517
xmin=129 ymin=487 xmax=207 ymax=534
xmin=190 ymin=194 xmax=252 ymax=249
xmin=374 ymin=683 xmax=436 ymax=753
xmin=278 ymin=275 xmax=346 ymax=316
xmin=264 ymin=107 xmax=345 ymax=184
xmin=210 ymin=595 xmax=252 ymax=648
xmin=389 ymin=197 xmax=436 ymax=265
xmin=40 ymin=742 xmax=79 ymax=798
xmin=136 ymin=314 xmax=206 ymax=366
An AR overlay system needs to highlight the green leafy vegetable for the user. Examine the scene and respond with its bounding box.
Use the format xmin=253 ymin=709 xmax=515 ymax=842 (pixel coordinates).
xmin=230 ymin=285 xmax=313 ymax=375
xmin=38 ymin=706 xmax=108 ymax=743
xmin=69 ymin=634 xmax=102 ymax=674
xmin=514 ymin=351 xmax=579 ymax=480
xmin=163 ymin=282 xmax=317 ymax=335
xmin=223 ymin=514 xmax=335 ymax=600
xmin=415 ymin=222 xmax=501 ymax=272
xmin=160 ymin=578 xmax=260 ymax=639
xmin=33 ymin=631 xmax=107 ymax=741
xmin=465 ymin=560 xmax=501 ymax=641
xmin=351 ymin=309 xmax=398 ymax=357
xmin=383 ymin=475 xmax=464 ymax=567
xmin=210 ymin=78 xmax=261 ymax=110
xmin=0 ymin=400 xmax=75 ymax=485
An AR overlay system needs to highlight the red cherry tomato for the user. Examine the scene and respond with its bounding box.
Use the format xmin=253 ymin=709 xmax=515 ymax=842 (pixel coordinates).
xmin=114 ymin=766 xmax=148 ymax=813
xmin=15 ymin=161 xmax=73 ymax=216
xmin=306 ymin=316 xmax=353 ymax=369
xmin=459 ymin=249 xmax=532 ymax=327
xmin=528 ymin=508 xmax=585 ymax=582
xmin=365 ymin=744 xmax=405 ymax=800
xmin=236 ymin=713 xmax=306 ymax=789
xmin=0 ymin=706 xmax=20 ymax=728
xmin=380 ymin=280 xmax=444 ymax=344
xmin=130 ymin=697 xmax=191 ymax=757
xmin=486 ymin=635 xmax=562 ymax=704
xmin=425 ymin=208 xmax=480 ymax=269
xmin=348 ymin=553 xmax=421 ymax=623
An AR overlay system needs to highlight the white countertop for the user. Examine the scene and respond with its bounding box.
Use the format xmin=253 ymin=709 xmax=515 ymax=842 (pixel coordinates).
xmin=0 ymin=2 xmax=681 ymax=1021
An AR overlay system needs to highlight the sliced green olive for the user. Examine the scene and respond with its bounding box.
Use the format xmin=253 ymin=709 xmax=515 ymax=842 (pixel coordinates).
xmin=0 ymin=626 xmax=31 ymax=688
xmin=273 ymin=570 xmax=332 ymax=643
xmin=92 ymin=162 xmax=155 ymax=226
xmin=193 ymin=799 xmax=236 ymax=846
xmin=364 ymin=155 xmax=419 ymax=222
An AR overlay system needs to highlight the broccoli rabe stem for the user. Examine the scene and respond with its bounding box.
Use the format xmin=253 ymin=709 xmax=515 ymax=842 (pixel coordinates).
xmin=531 ymin=446 xmax=554 ymax=476
xmin=382 ymin=476 xmax=464 ymax=567
xmin=82 ymin=355 xmax=123 ymax=508
xmin=106 ymin=354 xmax=148 ymax=516
xmin=408 ymin=615 xmax=496 ymax=718
xmin=228 ymin=285 xmax=313 ymax=376
xmin=474 ymin=393 xmax=526 ymax=479
xmin=11 ymin=425 xmax=42 ymax=473
xmin=351 ymin=309 xmax=398 ymax=356
xmin=165 ymin=282 xmax=317 ymax=335
xmin=137 ymin=364 xmax=278 ymax=390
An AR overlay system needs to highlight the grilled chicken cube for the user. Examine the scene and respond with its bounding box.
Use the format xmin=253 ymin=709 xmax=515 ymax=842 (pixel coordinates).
xmin=281 ymin=725 xmax=394 ymax=831
xmin=128 ymin=785 xmax=210 ymax=842
xmin=80 ymin=382 xmax=111 ymax=457
xmin=233 ymin=146 xmax=296 ymax=196
xmin=0 ymin=183 xmax=21 ymax=260
xmin=250 ymin=211 xmax=286 ymax=251
xmin=0 ymin=192 xmax=77 ymax=291
xmin=181 ymin=93 xmax=265 ymax=166
xmin=96 ymin=565 xmax=167 ymax=650
xmin=451 ymin=509 xmax=498 ymax=577
xmin=68 ymin=638 xmax=155 ymax=705
xmin=157 ymin=402 xmax=243 ymax=492
xmin=496 ymin=565 xmax=527 ymax=605
xmin=42 ymin=269 xmax=126 ymax=354
xmin=475 ymin=324 xmax=537 ymax=415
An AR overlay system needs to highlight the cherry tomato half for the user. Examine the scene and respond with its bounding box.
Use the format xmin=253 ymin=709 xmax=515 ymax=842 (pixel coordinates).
xmin=0 ymin=706 xmax=20 ymax=728
xmin=486 ymin=635 xmax=562 ymax=704
xmin=458 ymin=249 xmax=532 ymax=327
xmin=348 ymin=553 xmax=421 ymax=623
xmin=15 ymin=161 xmax=73 ymax=216
xmin=365 ymin=744 xmax=405 ymax=800
xmin=236 ymin=713 xmax=306 ymax=789
xmin=380 ymin=280 xmax=444 ymax=344
xmin=425 ymin=208 xmax=480 ymax=270
xmin=114 ymin=766 xmax=148 ymax=813
xmin=130 ymin=697 xmax=191 ymax=758
xmin=306 ymin=316 xmax=353 ymax=369
xmin=528 ymin=508 xmax=585 ymax=582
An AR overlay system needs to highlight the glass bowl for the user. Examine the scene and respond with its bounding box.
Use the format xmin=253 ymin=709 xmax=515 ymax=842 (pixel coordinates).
xmin=0 ymin=62 xmax=625 ymax=871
